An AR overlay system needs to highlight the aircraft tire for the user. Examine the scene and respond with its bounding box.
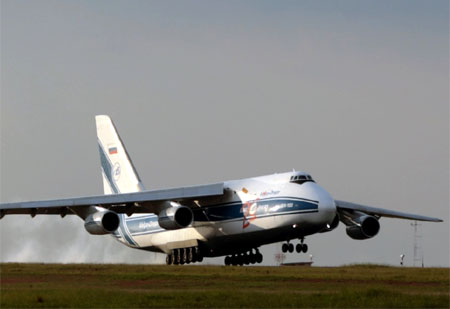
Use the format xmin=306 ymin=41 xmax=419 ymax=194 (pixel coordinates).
xmin=181 ymin=249 xmax=188 ymax=264
xmin=282 ymin=243 xmax=288 ymax=253
xmin=193 ymin=247 xmax=202 ymax=263
xmin=256 ymin=253 xmax=263 ymax=264
xmin=176 ymin=250 xmax=181 ymax=265
xmin=188 ymin=248 xmax=194 ymax=263
xmin=241 ymin=253 xmax=247 ymax=265
xmin=225 ymin=256 xmax=231 ymax=266
xmin=178 ymin=249 xmax=184 ymax=265
xmin=238 ymin=254 xmax=244 ymax=266
xmin=296 ymin=244 xmax=302 ymax=253
xmin=288 ymin=243 xmax=294 ymax=253
xmin=302 ymin=244 xmax=308 ymax=253
xmin=250 ymin=254 xmax=257 ymax=264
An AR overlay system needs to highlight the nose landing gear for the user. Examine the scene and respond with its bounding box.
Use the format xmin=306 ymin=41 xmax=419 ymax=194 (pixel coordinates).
xmin=282 ymin=242 xmax=294 ymax=253
xmin=282 ymin=238 xmax=308 ymax=254
xmin=295 ymin=239 xmax=308 ymax=253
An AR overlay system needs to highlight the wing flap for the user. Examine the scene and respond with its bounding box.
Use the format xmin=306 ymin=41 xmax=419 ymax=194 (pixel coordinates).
xmin=335 ymin=200 xmax=443 ymax=222
xmin=0 ymin=183 xmax=224 ymax=216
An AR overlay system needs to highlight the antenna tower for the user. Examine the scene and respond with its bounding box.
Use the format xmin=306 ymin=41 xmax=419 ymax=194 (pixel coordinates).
xmin=410 ymin=221 xmax=423 ymax=267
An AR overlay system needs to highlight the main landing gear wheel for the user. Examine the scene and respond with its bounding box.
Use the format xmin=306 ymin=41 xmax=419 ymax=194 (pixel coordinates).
xmin=256 ymin=252 xmax=263 ymax=264
xmin=179 ymin=249 xmax=185 ymax=265
xmin=224 ymin=249 xmax=263 ymax=266
xmin=186 ymin=248 xmax=193 ymax=264
xmin=167 ymin=246 xmax=203 ymax=266
xmin=238 ymin=254 xmax=244 ymax=266
xmin=184 ymin=250 xmax=190 ymax=264
xmin=176 ymin=250 xmax=182 ymax=264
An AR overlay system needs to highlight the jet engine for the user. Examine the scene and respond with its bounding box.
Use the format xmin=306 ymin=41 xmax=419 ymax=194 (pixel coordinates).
xmin=345 ymin=215 xmax=380 ymax=240
xmin=158 ymin=205 xmax=193 ymax=230
xmin=84 ymin=210 xmax=120 ymax=235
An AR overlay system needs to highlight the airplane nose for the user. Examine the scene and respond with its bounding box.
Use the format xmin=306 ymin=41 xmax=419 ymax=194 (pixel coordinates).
xmin=308 ymin=183 xmax=337 ymax=222
xmin=319 ymin=190 xmax=336 ymax=219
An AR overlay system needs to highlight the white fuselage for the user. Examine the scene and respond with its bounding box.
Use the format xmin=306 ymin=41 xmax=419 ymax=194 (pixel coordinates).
xmin=112 ymin=172 xmax=337 ymax=257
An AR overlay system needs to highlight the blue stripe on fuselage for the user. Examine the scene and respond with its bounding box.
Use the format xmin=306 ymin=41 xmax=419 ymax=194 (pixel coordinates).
xmin=201 ymin=197 xmax=317 ymax=222
xmin=125 ymin=197 xmax=318 ymax=237
xmin=119 ymin=213 xmax=138 ymax=246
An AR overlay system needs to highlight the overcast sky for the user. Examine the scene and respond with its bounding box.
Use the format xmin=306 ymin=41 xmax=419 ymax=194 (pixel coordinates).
xmin=1 ymin=0 xmax=448 ymax=267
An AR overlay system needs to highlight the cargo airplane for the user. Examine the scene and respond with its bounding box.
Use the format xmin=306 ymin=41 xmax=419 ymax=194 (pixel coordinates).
xmin=0 ymin=116 xmax=443 ymax=265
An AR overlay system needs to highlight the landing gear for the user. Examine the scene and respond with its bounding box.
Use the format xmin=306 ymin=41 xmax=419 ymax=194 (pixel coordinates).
xmin=166 ymin=246 xmax=203 ymax=265
xmin=295 ymin=243 xmax=308 ymax=253
xmin=281 ymin=242 xmax=294 ymax=253
xmin=283 ymin=238 xmax=308 ymax=254
xmin=176 ymin=249 xmax=182 ymax=264
xmin=299 ymin=238 xmax=308 ymax=253
xmin=302 ymin=244 xmax=308 ymax=253
xmin=166 ymin=254 xmax=173 ymax=265
xmin=256 ymin=249 xmax=263 ymax=263
xmin=188 ymin=247 xmax=194 ymax=263
xmin=224 ymin=248 xmax=263 ymax=266
xmin=183 ymin=248 xmax=189 ymax=264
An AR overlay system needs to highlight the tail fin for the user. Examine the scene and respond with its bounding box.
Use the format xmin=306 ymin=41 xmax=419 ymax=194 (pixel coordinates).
xmin=95 ymin=115 xmax=145 ymax=194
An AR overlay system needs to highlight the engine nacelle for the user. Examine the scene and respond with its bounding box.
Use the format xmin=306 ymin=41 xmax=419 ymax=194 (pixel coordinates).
xmin=346 ymin=215 xmax=380 ymax=240
xmin=84 ymin=210 xmax=120 ymax=235
xmin=158 ymin=205 xmax=193 ymax=230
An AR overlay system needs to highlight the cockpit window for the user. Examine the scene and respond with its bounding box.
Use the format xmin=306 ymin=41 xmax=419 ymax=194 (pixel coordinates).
xmin=290 ymin=174 xmax=315 ymax=185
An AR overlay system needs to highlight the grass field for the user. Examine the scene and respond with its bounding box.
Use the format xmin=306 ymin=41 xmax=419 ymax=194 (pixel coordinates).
xmin=0 ymin=263 xmax=448 ymax=308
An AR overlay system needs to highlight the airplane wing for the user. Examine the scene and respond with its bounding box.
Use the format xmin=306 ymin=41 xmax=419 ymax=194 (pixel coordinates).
xmin=335 ymin=200 xmax=443 ymax=222
xmin=0 ymin=183 xmax=224 ymax=218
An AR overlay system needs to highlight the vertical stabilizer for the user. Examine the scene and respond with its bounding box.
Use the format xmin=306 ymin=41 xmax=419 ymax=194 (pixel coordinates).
xmin=95 ymin=115 xmax=145 ymax=194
